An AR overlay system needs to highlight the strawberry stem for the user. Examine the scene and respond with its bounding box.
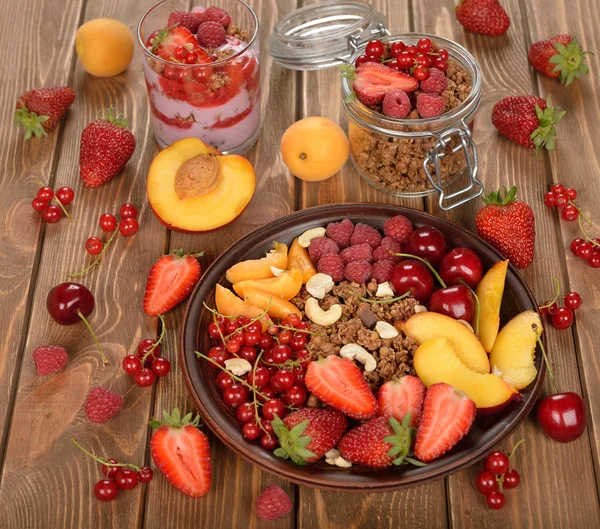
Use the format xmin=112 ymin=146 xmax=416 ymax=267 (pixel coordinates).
xmin=142 ymin=314 xmax=166 ymax=365
xmin=67 ymin=225 xmax=120 ymax=278
xmin=394 ymin=253 xmax=447 ymax=287
xmin=78 ymin=310 xmax=109 ymax=366
xmin=533 ymin=324 xmax=559 ymax=394
xmin=72 ymin=438 xmax=141 ymax=472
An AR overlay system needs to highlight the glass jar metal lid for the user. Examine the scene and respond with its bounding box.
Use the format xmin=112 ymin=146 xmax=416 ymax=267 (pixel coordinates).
xmin=267 ymin=0 xmax=386 ymax=70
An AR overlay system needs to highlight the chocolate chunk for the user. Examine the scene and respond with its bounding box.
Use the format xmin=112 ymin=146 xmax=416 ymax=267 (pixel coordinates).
xmin=357 ymin=304 xmax=378 ymax=329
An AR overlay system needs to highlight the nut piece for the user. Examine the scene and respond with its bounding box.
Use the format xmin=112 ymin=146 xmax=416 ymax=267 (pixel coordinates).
xmin=375 ymin=321 xmax=399 ymax=339
xmin=324 ymin=448 xmax=340 ymax=460
xmin=492 ymin=365 xmax=503 ymax=377
xmin=325 ymin=457 xmax=336 ymax=466
xmin=270 ymin=266 xmax=285 ymax=277
xmin=376 ymin=281 xmax=395 ymax=297
xmin=333 ymin=456 xmax=352 ymax=468
xmin=339 ymin=343 xmax=377 ymax=373
xmin=298 ymin=227 xmax=326 ymax=248
xmin=224 ymin=358 xmax=252 ymax=376
xmin=305 ymin=297 xmax=342 ymax=326
xmin=414 ymin=305 xmax=428 ymax=313
xmin=306 ymin=273 xmax=335 ymax=299
xmin=458 ymin=319 xmax=475 ymax=333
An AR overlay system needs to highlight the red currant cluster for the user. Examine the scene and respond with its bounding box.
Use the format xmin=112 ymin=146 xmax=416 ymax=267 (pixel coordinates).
xmin=172 ymin=44 xmax=206 ymax=65
xmin=198 ymin=311 xmax=312 ymax=451
xmin=31 ymin=183 xmax=74 ymax=223
xmin=72 ymin=439 xmax=153 ymax=503
xmin=539 ymin=277 xmax=582 ymax=330
xmin=475 ymin=441 xmax=523 ymax=510
xmin=355 ymin=38 xmax=449 ymax=82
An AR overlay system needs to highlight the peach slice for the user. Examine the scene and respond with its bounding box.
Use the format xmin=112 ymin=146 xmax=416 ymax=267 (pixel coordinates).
xmin=414 ymin=338 xmax=518 ymax=413
xmin=489 ymin=310 xmax=542 ymax=390
xmin=147 ymin=138 xmax=256 ymax=233
xmin=288 ymin=238 xmax=317 ymax=284
xmin=225 ymin=243 xmax=288 ymax=284
xmin=242 ymin=287 xmax=301 ymax=320
xmin=214 ymin=285 xmax=271 ymax=331
xmin=399 ymin=312 xmax=490 ymax=374
xmin=476 ymin=260 xmax=509 ymax=352
xmin=233 ymin=268 xmax=302 ymax=301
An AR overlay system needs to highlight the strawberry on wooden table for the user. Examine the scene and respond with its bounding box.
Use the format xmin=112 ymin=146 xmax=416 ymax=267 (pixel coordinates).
xmin=528 ymin=35 xmax=591 ymax=86
xmin=377 ymin=375 xmax=426 ymax=427
xmin=455 ymin=0 xmax=510 ymax=37
xmin=150 ymin=409 xmax=211 ymax=498
xmin=14 ymin=86 xmax=75 ymax=139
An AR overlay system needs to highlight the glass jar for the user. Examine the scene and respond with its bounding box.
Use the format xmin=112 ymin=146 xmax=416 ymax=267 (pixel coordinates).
xmin=137 ymin=0 xmax=260 ymax=154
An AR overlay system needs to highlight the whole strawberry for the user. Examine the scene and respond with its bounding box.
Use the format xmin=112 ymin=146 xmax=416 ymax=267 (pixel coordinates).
xmin=528 ymin=35 xmax=591 ymax=86
xmin=475 ymin=186 xmax=535 ymax=269
xmin=80 ymin=109 xmax=135 ymax=188
xmin=455 ymin=0 xmax=510 ymax=37
xmin=492 ymin=96 xmax=565 ymax=152
xmin=14 ymin=86 xmax=75 ymax=139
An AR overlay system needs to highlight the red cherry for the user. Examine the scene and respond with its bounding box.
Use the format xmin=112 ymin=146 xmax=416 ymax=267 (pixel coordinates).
xmin=135 ymin=368 xmax=156 ymax=387
xmin=119 ymin=203 xmax=138 ymax=219
xmin=564 ymin=291 xmax=582 ymax=310
xmin=94 ymin=479 xmax=118 ymax=502
xmin=56 ymin=187 xmax=75 ymax=205
xmin=551 ymin=306 xmax=574 ymax=329
xmin=561 ymin=204 xmax=579 ymax=221
xmin=119 ymin=218 xmax=139 ymax=237
xmin=99 ymin=213 xmax=117 ymax=232
xmin=390 ymin=41 xmax=405 ymax=58
xmin=413 ymin=66 xmax=430 ymax=81
xmin=122 ymin=354 xmax=142 ymax=376
xmin=565 ymin=187 xmax=577 ymax=200
xmin=537 ymin=392 xmax=587 ymax=443
xmin=389 ymin=260 xmax=434 ymax=303
xmin=486 ymin=491 xmax=505 ymax=510
xmin=42 ymin=204 xmax=62 ymax=223
xmin=37 ymin=186 xmax=54 ymax=202
xmin=475 ymin=470 xmax=498 ymax=495
xmin=429 ymin=285 xmax=475 ymax=321
xmin=404 ymin=226 xmax=447 ymax=266
xmin=439 ymin=247 xmax=483 ymax=288
xmin=417 ymin=38 xmax=432 ymax=53
xmin=242 ymin=422 xmax=261 ymax=440
xmin=32 ymin=197 xmax=47 ymax=211
xmin=484 ymin=451 xmax=509 ymax=474
xmin=101 ymin=459 xmax=120 ymax=478
xmin=151 ymin=357 xmax=171 ymax=377
xmin=544 ymin=191 xmax=556 ymax=207
xmin=365 ymin=39 xmax=385 ymax=58
xmin=503 ymin=468 xmax=520 ymax=489
xmin=47 ymin=282 xmax=95 ymax=325
xmin=115 ymin=468 xmax=138 ymax=490
xmin=85 ymin=237 xmax=103 ymax=256
xmin=550 ymin=183 xmax=565 ymax=194
xmin=570 ymin=238 xmax=584 ymax=255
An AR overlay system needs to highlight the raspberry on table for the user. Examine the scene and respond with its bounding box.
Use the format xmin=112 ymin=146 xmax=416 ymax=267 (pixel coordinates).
xmin=317 ymin=254 xmax=345 ymax=282
xmin=202 ymin=6 xmax=232 ymax=27
xmin=308 ymin=237 xmax=340 ymax=264
xmin=326 ymin=218 xmax=354 ymax=248
xmin=344 ymin=260 xmax=373 ymax=284
xmin=417 ymin=93 xmax=445 ymax=118
xmin=84 ymin=387 xmax=123 ymax=424
xmin=255 ymin=485 xmax=293 ymax=522
xmin=197 ymin=21 xmax=226 ymax=48
xmin=420 ymin=67 xmax=447 ymax=95
xmin=340 ymin=243 xmax=373 ymax=265
xmin=167 ymin=11 xmax=204 ymax=33
xmin=373 ymin=236 xmax=402 ymax=261
xmin=350 ymin=223 xmax=382 ymax=249
xmin=373 ymin=259 xmax=396 ymax=284
xmin=32 ymin=345 xmax=68 ymax=376
xmin=383 ymin=215 xmax=413 ymax=244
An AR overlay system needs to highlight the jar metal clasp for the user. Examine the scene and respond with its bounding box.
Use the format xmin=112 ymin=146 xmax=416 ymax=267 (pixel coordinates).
xmin=423 ymin=120 xmax=483 ymax=211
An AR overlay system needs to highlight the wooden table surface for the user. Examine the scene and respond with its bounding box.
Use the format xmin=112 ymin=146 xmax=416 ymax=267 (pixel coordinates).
xmin=1 ymin=0 xmax=600 ymax=527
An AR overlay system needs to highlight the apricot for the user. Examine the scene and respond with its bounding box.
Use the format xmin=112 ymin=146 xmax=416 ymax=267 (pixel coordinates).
xmin=242 ymin=288 xmax=302 ymax=320
xmin=476 ymin=260 xmax=509 ymax=352
xmin=233 ymin=268 xmax=302 ymax=301
xmin=281 ymin=117 xmax=349 ymax=181
xmin=75 ymin=18 xmax=134 ymax=77
xmin=288 ymin=238 xmax=317 ymax=284
xmin=214 ymin=285 xmax=271 ymax=331
xmin=147 ymin=138 xmax=256 ymax=233
xmin=226 ymin=243 xmax=288 ymax=284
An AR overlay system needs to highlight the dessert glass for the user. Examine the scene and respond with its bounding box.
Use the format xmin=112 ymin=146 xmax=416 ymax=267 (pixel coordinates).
xmin=138 ymin=0 xmax=260 ymax=154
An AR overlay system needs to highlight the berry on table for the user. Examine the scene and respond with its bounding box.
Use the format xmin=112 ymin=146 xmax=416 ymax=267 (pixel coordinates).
xmin=484 ymin=450 xmax=510 ymax=475
xmin=551 ymin=183 xmax=565 ymax=194
xmin=565 ymin=187 xmax=577 ymax=200
xmin=119 ymin=218 xmax=139 ymax=237
xmin=31 ymin=197 xmax=46 ymax=211
xmin=151 ymin=357 xmax=171 ymax=377
xmin=576 ymin=242 xmax=593 ymax=259
xmin=137 ymin=467 xmax=154 ymax=483
xmin=561 ymin=204 xmax=579 ymax=221
xmin=119 ymin=203 xmax=138 ymax=219
xmin=99 ymin=213 xmax=117 ymax=232
xmin=85 ymin=237 xmax=103 ymax=256
xmin=122 ymin=354 xmax=142 ymax=376
xmin=135 ymin=367 xmax=156 ymax=387
xmin=56 ymin=186 xmax=75 ymax=205
xmin=570 ymin=238 xmax=584 ymax=255
xmin=503 ymin=468 xmax=520 ymax=489
xmin=255 ymin=485 xmax=293 ymax=521
xmin=42 ymin=204 xmax=62 ymax=223
xmin=544 ymin=191 xmax=556 ymax=207
xmin=37 ymin=186 xmax=54 ymax=202
xmin=94 ymin=479 xmax=118 ymax=502
xmin=115 ymin=468 xmax=138 ymax=490
xmin=554 ymin=193 xmax=568 ymax=208
xmin=551 ymin=306 xmax=574 ymax=330
xmin=101 ymin=458 xmax=120 ymax=478
xmin=564 ymin=291 xmax=582 ymax=310
xmin=486 ymin=490 xmax=506 ymax=510
xmin=475 ymin=470 xmax=498 ymax=495
xmin=32 ymin=345 xmax=69 ymax=376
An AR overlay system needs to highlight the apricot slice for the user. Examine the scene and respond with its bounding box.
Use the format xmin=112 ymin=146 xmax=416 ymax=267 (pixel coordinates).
xmin=214 ymin=285 xmax=271 ymax=331
xmin=226 ymin=243 xmax=288 ymax=284
xmin=233 ymin=268 xmax=302 ymax=301
xmin=476 ymin=260 xmax=509 ymax=352
xmin=242 ymin=287 xmax=301 ymax=320
xmin=288 ymin=238 xmax=317 ymax=284
xmin=147 ymin=138 xmax=256 ymax=233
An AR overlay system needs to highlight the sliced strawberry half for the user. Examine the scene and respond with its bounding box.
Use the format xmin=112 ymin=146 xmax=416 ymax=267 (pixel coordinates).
xmin=414 ymin=383 xmax=476 ymax=463
xmin=305 ymin=355 xmax=377 ymax=420
xmin=143 ymin=249 xmax=202 ymax=316
xmin=377 ymin=375 xmax=426 ymax=427
xmin=151 ymin=26 xmax=200 ymax=61
xmin=351 ymin=62 xmax=419 ymax=106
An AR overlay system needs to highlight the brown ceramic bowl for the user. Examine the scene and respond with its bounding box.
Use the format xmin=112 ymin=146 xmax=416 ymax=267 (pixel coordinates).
xmin=180 ymin=203 xmax=545 ymax=491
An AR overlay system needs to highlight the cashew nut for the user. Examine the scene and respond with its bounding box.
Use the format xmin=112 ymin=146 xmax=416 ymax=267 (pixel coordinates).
xmin=375 ymin=321 xmax=399 ymax=339
xmin=333 ymin=456 xmax=353 ymax=468
xmin=305 ymin=297 xmax=342 ymax=326
xmin=324 ymin=448 xmax=340 ymax=460
xmin=298 ymin=227 xmax=326 ymax=248
xmin=306 ymin=273 xmax=335 ymax=299
xmin=376 ymin=281 xmax=395 ymax=297
xmin=224 ymin=358 xmax=252 ymax=376
xmin=270 ymin=266 xmax=285 ymax=277
xmin=414 ymin=305 xmax=428 ymax=313
xmin=325 ymin=457 xmax=336 ymax=466
xmin=339 ymin=344 xmax=377 ymax=373
xmin=458 ymin=319 xmax=475 ymax=333
xmin=492 ymin=365 xmax=503 ymax=377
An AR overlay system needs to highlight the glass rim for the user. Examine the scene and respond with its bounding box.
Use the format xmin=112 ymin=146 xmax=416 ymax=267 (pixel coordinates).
xmin=137 ymin=0 xmax=259 ymax=68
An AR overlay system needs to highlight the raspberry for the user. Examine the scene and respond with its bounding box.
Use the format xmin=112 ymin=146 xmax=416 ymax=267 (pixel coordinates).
xmin=202 ymin=6 xmax=231 ymax=27
xmin=32 ymin=345 xmax=68 ymax=376
xmin=255 ymin=485 xmax=292 ymax=521
xmin=420 ymin=67 xmax=447 ymax=95
xmin=167 ymin=11 xmax=204 ymax=33
xmin=382 ymin=89 xmax=411 ymax=118
xmin=326 ymin=218 xmax=354 ymax=248
xmin=317 ymin=254 xmax=344 ymax=282
xmin=308 ymin=237 xmax=340 ymax=264
xmin=373 ymin=259 xmax=396 ymax=283
xmin=84 ymin=387 xmax=123 ymax=424
xmin=373 ymin=237 xmax=402 ymax=261
xmin=350 ymin=223 xmax=382 ymax=249
xmin=340 ymin=243 xmax=373 ymax=265
xmin=383 ymin=215 xmax=413 ymax=244
xmin=344 ymin=260 xmax=373 ymax=284
xmin=197 ymin=21 xmax=226 ymax=48
xmin=417 ymin=93 xmax=445 ymax=118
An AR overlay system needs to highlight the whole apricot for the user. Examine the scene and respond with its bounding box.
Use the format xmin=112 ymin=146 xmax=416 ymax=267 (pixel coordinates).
xmin=76 ymin=19 xmax=134 ymax=77
xmin=281 ymin=117 xmax=349 ymax=181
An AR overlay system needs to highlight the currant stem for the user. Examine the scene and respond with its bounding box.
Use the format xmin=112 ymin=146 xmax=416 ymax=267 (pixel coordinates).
xmin=459 ymin=279 xmax=480 ymax=336
xmin=72 ymin=438 xmax=141 ymax=471
xmin=142 ymin=314 xmax=166 ymax=364
xmin=508 ymin=439 xmax=525 ymax=460
xmin=533 ymin=324 xmax=559 ymax=394
xmin=394 ymin=253 xmax=447 ymax=287
xmin=577 ymin=214 xmax=600 ymax=247
xmin=67 ymin=224 xmax=120 ymax=278
xmin=253 ymin=351 xmax=269 ymax=435
xmin=78 ymin=310 xmax=109 ymax=366
xmin=53 ymin=197 xmax=72 ymax=220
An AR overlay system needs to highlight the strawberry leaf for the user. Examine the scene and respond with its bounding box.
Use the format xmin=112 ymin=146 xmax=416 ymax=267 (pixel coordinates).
xmin=549 ymin=38 xmax=591 ymax=86
xmin=272 ymin=416 xmax=317 ymax=465
xmin=530 ymin=102 xmax=565 ymax=153
xmin=384 ymin=417 xmax=420 ymax=467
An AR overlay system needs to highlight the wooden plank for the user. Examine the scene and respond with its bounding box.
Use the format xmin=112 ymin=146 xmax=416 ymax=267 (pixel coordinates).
xmin=142 ymin=1 xmax=299 ymax=528
xmin=0 ymin=0 xmax=169 ymax=527
xmin=412 ymin=0 xmax=600 ymax=526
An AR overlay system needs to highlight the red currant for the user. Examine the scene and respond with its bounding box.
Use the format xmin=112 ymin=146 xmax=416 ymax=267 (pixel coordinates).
xmin=236 ymin=402 xmax=255 ymax=424
xmin=486 ymin=490 xmax=505 ymax=510
xmin=415 ymin=53 xmax=432 ymax=67
xmin=122 ymin=354 xmax=142 ymax=376
xmin=37 ymin=186 xmax=54 ymax=202
xmin=101 ymin=459 xmax=120 ymax=478
xmin=163 ymin=66 xmax=178 ymax=80
xmin=137 ymin=467 xmax=154 ymax=483
xmin=564 ymin=291 xmax=582 ymax=310
xmin=85 ymin=237 xmax=103 ymax=256
xmin=262 ymin=398 xmax=285 ymax=420
xmin=405 ymin=44 xmax=418 ymax=55
xmin=390 ymin=41 xmax=405 ymax=58
xmin=397 ymin=52 xmax=414 ymax=69
xmin=386 ymin=59 xmax=400 ymax=70
xmin=550 ymin=183 xmax=565 ymax=195
xmin=561 ymin=204 xmax=579 ymax=221
xmin=503 ymin=468 xmax=520 ymax=489
xmin=135 ymin=368 xmax=156 ymax=387
xmin=94 ymin=479 xmax=118 ymax=502
xmin=295 ymin=349 xmax=313 ymax=367
xmin=115 ymin=468 xmax=138 ymax=490
xmin=245 ymin=330 xmax=261 ymax=346
xmin=242 ymin=422 xmax=261 ymax=440
xmin=223 ymin=384 xmax=249 ymax=408
xmin=544 ymin=191 xmax=556 ymax=207
xmin=261 ymin=419 xmax=274 ymax=434
xmin=576 ymin=242 xmax=593 ymax=259
xmin=271 ymin=345 xmax=292 ymax=364
xmin=475 ymin=470 xmax=498 ymax=495
xmin=207 ymin=346 xmax=228 ymax=368
xmin=551 ymin=306 xmax=574 ymax=329
xmin=119 ymin=203 xmax=138 ymax=219
xmin=589 ymin=254 xmax=600 ymax=268
xmin=56 ymin=187 xmax=74 ymax=205
xmin=119 ymin=218 xmax=139 ymax=237
xmin=258 ymin=386 xmax=276 ymax=404
xmin=365 ymin=40 xmax=384 ymax=58
xmin=432 ymin=58 xmax=448 ymax=72
xmin=438 ymin=49 xmax=449 ymax=61
xmin=554 ymin=193 xmax=568 ymax=208
xmin=207 ymin=322 xmax=224 ymax=339
xmin=291 ymin=366 xmax=306 ymax=385
xmin=42 ymin=204 xmax=62 ymax=223
xmin=278 ymin=329 xmax=292 ymax=344
xmin=173 ymin=45 xmax=187 ymax=60
xmin=99 ymin=213 xmax=117 ymax=232
xmin=565 ymin=187 xmax=577 ymax=200
xmin=184 ymin=50 xmax=198 ymax=64
xmin=151 ymin=357 xmax=171 ymax=377
xmin=138 ymin=338 xmax=160 ymax=364
xmin=32 ymin=197 xmax=46 ymax=211
xmin=413 ymin=66 xmax=430 ymax=81
xmin=284 ymin=385 xmax=307 ymax=406
xmin=539 ymin=300 xmax=558 ymax=316
xmin=570 ymin=238 xmax=584 ymax=255
xmin=355 ymin=55 xmax=377 ymax=67
xmin=248 ymin=366 xmax=271 ymax=387
xmin=290 ymin=334 xmax=307 ymax=352
xmin=484 ymin=451 xmax=509 ymax=474
xmin=238 ymin=345 xmax=257 ymax=362
xmin=417 ymin=37 xmax=432 ymax=53
xmin=217 ymin=371 xmax=234 ymax=390
xmin=226 ymin=339 xmax=241 ymax=354
xmin=260 ymin=434 xmax=277 ymax=450
xmin=270 ymin=370 xmax=296 ymax=393
xmin=225 ymin=321 xmax=239 ymax=334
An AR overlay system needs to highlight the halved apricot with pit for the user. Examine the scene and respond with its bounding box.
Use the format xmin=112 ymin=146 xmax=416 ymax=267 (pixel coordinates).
xmin=287 ymin=238 xmax=317 ymax=284
xmin=233 ymin=268 xmax=302 ymax=301
xmin=214 ymin=285 xmax=271 ymax=331
xmin=243 ymin=287 xmax=301 ymax=320
xmin=226 ymin=242 xmax=288 ymax=284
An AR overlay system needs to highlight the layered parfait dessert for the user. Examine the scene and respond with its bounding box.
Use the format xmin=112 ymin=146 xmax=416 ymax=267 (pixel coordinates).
xmin=139 ymin=2 xmax=260 ymax=153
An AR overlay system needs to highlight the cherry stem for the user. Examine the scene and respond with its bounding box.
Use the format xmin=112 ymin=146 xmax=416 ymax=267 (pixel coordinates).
xmin=508 ymin=439 xmax=524 ymax=461
xmin=393 ymin=253 xmax=447 ymax=288
xmin=78 ymin=310 xmax=109 ymax=366
xmin=533 ymin=324 xmax=559 ymax=394
xmin=354 ymin=290 xmax=412 ymax=304
xmin=459 ymin=279 xmax=480 ymax=336
xmin=72 ymin=438 xmax=140 ymax=472
xmin=142 ymin=314 xmax=166 ymax=365
xmin=67 ymin=224 xmax=120 ymax=278
xmin=577 ymin=214 xmax=600 ymax=247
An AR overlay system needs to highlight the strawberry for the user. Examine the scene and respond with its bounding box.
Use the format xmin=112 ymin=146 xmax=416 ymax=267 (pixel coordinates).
xmin=255 ymin=485 xmax=292 ymax=521
xmin=79 ymin=109 xmax=136 ymax=188
xmin=143 ymin=249 xmax=202 ymax=316
xmin=528 ymin=35 xmax=591 ymax=86
xmin=491 ymin=96 xmax=565 ymax=152
xmin=341 ymin=62 xmax=418 ymax=107
xmin=377 ymin=376 xmax=426 ymax=427
xmin=151 ymin=26 xmax=200 ymax=61
xmin=305 ymin=355 xmax=378 ymax=420
xmin=455 ymin=0 xmax=510 ymax=37
xmin=414 ymin=383 xmax=476 ymax=463
xmin=272 ymin=408 xmax=348 ymax=464
xmin=338 ymin=415 xmax=424 ymax=469
xmin=84 ymin=386 xmax=123 ymax=423
xmin=475 ymin=186 xmax=535 ymax=269
xmin=149 ymin=409 xmax=211 ymax=497
xmin=14 ymin=86 xmax=75 ymax=139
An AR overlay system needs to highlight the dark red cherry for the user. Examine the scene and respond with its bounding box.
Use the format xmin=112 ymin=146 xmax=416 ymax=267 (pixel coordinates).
xmin=537 ymin=392 xmax=587 ymax=443
xmin=403 ymin=226 xmax=447 ymax=266
xmin=439 ymin=248 xmax=483 ymax=288
xmin=46 ymin=282 xmax=94 ymax=325
xmin=389 ymin=260 xmax=434 ymax=303
xmin=429 ymin=285 xmax=475 ymax=321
